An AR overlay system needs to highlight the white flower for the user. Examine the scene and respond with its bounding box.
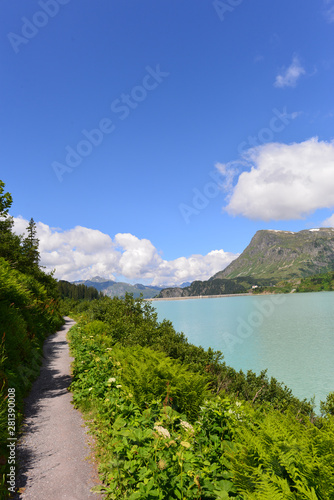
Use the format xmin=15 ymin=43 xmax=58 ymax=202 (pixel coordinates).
xmin=180 ymin=420 xmax=194 ymax=432
xmin=116 ymin=384 xmax=122 ymax=389
xmin=108 ymin=377 xmax=116 ymax=383
xmin=154 ymin=425 xmax=170 ymax=439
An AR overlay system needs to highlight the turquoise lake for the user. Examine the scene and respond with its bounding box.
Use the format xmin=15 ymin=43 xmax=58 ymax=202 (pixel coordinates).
xmin=153 ymin=292 xmax=334 ymax=411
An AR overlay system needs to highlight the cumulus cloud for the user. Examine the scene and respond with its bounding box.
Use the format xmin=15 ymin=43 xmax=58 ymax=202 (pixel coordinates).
xmin=148 ymin=250 xmax=238 ymax=287
xmin=321 ymin=213 xmax=334 ymax=227
xmin=274 ymin=56 xmax=306 ymax=88
xmin=12 ymin=218 xmax=238 ymax=286
xmin=222 ymin=137 xmax=334 ymax=220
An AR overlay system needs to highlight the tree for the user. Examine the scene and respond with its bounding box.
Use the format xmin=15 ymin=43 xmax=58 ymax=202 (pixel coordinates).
xmin=0 ymin=180 xmax=22 ymax=264
xmin=22 ymin=217 xmax=40 ymax=267
xmin=0 ymin=180 xmax=14 ymax=235
xmin=320 ymin=392 xmax=334 ymax=417
xmin=0 ymin=180 xmax=13 ymax=229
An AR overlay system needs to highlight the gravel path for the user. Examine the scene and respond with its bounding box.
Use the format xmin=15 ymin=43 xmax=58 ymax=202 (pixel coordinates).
xmin=15 ymin=317 xmax=104 ymax=500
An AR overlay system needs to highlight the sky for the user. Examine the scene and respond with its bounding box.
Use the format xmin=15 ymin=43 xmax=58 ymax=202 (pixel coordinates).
xmin=1 ymin=0 xmax=334 ymax=286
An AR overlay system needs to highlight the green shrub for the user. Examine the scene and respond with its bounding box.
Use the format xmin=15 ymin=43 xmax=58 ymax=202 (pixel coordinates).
xmin=110 ymin=345 xmax=210 ymax=422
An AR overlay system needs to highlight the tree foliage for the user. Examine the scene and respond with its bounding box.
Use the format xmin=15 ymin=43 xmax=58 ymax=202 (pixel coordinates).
xmin=57 ymin=280 xmax=102 ymax=301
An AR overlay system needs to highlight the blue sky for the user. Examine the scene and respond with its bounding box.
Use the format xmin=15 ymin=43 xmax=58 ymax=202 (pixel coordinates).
xmin=1 ymin=0 xmax=334 ymax=285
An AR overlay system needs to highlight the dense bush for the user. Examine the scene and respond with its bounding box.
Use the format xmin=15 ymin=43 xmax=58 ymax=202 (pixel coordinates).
xmin=68 ymin=318 xmax=334 ymax=499
xmin=69 ymin=320 xmax=210 ymax=422
xmin=67 ymin=294 xmax=313 ymax=415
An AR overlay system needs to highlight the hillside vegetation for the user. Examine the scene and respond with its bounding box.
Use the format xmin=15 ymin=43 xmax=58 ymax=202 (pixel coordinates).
xmin=0 ymin=181 xmax=63 ymax=498
xmin=66 ymin=294 xmax=334 ymax=499
xmin=253 ymin=271 xmax=334 ymax=295
xmin=157 ymin=277 xmax=276 ymax=299
xmin=214 ymin=229 xmax=334 ymax=280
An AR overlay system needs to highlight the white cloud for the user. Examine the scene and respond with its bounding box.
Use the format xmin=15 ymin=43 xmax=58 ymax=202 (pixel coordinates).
xmin=321 ymin=213 xmax=334 ymax=227
xmin=149 ymin=250 xmax=238 ymax=287
xmin=223 ymin=137 xmax=334 ymax=220
xmin=114 ymin=233 xmax=162 ymax=278
xmin=274 ymin=56 xmax=306 ymax=88
xmin=12 ymin=218 xmax=238 ymax=286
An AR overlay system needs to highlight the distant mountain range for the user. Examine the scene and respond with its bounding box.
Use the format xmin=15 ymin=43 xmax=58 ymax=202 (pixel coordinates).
xmin=157 ymin=228 xmax=334 ymax=298
xmin=73 ymin=276 xmax=162 ymax=299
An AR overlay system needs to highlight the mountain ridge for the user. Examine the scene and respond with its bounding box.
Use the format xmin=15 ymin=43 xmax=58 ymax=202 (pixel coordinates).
xmin=213 ymin=228 xmax=334 ymax=280
xmin=157 ymin=228 xmax=334 ymax=298
xmin=72 ymin=277 xmax=162 ymax=299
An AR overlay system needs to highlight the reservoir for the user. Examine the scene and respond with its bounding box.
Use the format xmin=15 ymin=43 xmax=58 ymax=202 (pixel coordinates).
xmin=153 ymin=291 xmax=334 ymax=412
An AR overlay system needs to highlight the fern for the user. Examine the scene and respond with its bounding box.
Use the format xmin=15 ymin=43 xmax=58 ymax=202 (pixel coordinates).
xmin=226 ymin=404 xmax=334 ymax=498
xmin=110 ymin=345 xmax=210 ymax=422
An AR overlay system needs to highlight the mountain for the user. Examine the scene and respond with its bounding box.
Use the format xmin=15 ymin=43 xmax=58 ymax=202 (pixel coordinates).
xmin=156 ymin=228 xmax=334 ymax=298
xmin=212 ymin=228 xmax=334 ymax=280
xmin=179 ymin=281 xmax=192 ymax=288
xmin=73 ymin=277 xmax=162 ymax=299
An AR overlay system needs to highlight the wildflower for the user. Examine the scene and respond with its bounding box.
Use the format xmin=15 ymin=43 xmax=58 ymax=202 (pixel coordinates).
xmin=228 ymin=408 xmax=243 ymax=421
xmin=180 ymin=441 xmax=191 ymax=448
xmin=88 ymin=387 xmax=93 ymax=391
xmin=235 ymin=401 xmax=242 ymax=407
xmin=108 ymin=377 xmax=116 ymax=383
xmin=154 ymin=425 xmax=170 ymax=439
xmin=116 ymin=385 xmax=122 ymax=389
xmin=158 ymin=459 xmax=167 ymax=470
xmin=180 ymin=420 xmax=194 ymax=433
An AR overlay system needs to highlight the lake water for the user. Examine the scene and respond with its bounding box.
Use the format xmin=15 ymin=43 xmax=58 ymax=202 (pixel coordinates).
xmin=153 ymin=292 xmax=334 ymax=412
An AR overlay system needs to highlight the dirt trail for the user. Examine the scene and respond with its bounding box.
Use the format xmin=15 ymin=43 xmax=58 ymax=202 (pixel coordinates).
xmin=15 ymin=317 xmax=103 ymax=500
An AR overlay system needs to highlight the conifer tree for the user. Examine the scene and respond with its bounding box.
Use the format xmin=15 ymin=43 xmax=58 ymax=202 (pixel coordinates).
xmin=22 ymin=217 xmax=40 ymax=267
